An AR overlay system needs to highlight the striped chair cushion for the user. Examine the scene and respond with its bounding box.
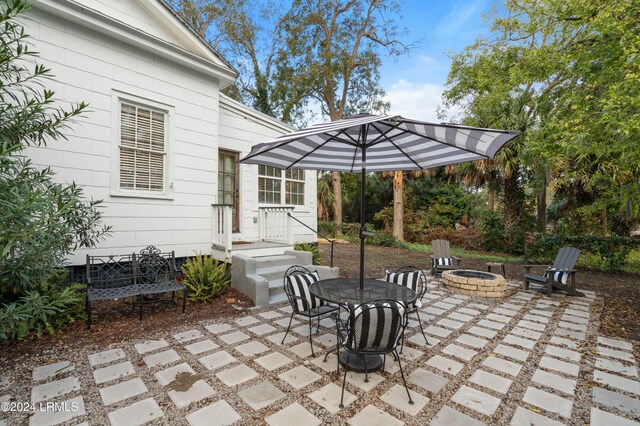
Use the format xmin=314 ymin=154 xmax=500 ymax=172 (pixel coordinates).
xmin=384 ymin=270 xmax=422 ymax=308
xmin=286 ymin=271 xmax=323 ymax=312
xmin=544 ymin=270 xmax=569 ymax=284
xmin=348 ymin=300 xmax=406 ymax=351
xmin=432 ymin=257 xmax=453 ymax=267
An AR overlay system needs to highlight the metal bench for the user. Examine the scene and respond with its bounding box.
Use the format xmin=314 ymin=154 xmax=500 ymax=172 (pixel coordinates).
xmin=85 ymin=245 xmax=186 ymax=329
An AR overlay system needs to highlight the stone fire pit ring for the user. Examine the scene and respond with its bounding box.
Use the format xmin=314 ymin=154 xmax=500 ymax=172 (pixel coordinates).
xmin=442 ymin=269 xmax=507 ymax=298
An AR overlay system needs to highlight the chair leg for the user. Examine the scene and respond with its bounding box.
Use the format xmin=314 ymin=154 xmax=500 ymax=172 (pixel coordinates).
xmin=86 ymin=297 xmax=92 ymax=330
xmin=363 ymin=356 xmax=369 ymax=383
xmin=415 ymin=310 xmax=430 ymax=345
xmin=395 ymin=350 xmax=414 ymax=405
xmin=308 ymin=316 xmax=315 ymax=356
xmin=546 ymin=279 xmax=552 ymax=296
xmin=281 ymin=313 xmax=294 ymax=344
xmin=339 ymin=353 xmax=350 ymax=409
xmin=182 ymin=290 xmax=186 ymax=314
xmin=139 ymin=295 xmax=143 ymax=320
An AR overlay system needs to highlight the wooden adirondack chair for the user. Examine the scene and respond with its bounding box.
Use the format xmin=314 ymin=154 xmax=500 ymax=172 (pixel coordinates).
xmin=430 ymin=239 xmax=462 ymax=276
xmin=524 ymin=247 xmax=584 ymax=296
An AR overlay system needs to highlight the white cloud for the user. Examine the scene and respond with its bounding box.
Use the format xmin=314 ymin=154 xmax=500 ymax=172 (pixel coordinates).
xmin=384 ymin=79 xmax=445 ymax=122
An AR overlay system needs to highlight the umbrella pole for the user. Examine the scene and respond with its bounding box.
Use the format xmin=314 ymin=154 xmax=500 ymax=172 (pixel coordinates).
xmin=359 ymin=135 xmax=367 ymax=290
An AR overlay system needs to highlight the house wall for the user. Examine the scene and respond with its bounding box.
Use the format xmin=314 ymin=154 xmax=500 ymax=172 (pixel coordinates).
xmin=219 ymin=99 xmax=318 ymax=243
xmin=20 ymin=7 xmax=224 ymax=265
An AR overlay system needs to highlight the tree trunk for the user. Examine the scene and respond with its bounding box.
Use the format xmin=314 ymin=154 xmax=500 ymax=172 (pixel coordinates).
xmin=488 ymin=190 xmax=495 ymax=211
xmin=536 ymin=177 xmax=547 ymax=232
xmin=393 ymin=171 xmax=404 ymax=241
xmin=332 ymin=171 xmax=343 ymax=236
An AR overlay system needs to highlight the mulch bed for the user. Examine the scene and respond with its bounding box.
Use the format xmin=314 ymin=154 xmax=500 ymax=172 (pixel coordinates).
xmin=319 ymin=240 xmax=640 ymax=342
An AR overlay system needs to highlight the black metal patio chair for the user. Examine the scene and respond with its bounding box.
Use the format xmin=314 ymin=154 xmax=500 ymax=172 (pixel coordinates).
xmin=281 ymin=266 xmax=338 ymax=356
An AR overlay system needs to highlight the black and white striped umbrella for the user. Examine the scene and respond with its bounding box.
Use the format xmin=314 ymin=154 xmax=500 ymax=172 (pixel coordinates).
xmin=240 ymin=114 xmax=520 ymax=289
xmin=241 ymin=114 xmax=520 ymax=172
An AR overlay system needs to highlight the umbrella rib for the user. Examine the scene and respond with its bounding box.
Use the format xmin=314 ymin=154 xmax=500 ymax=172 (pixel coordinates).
xmin=366 ymin=121 xmax=405 ymax=146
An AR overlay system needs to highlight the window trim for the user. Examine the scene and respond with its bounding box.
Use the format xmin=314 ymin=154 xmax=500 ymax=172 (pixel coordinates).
xmin=257 ymin=166 xmax=306 ymax=207
xmin=110 ymin=91 xmax=174 ymax=200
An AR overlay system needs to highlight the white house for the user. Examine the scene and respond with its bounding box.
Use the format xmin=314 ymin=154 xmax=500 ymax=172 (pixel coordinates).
xmin=21 ymin=0 xmax=320 ymax=271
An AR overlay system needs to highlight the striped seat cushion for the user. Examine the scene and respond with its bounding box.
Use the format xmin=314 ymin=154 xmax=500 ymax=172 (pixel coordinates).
xmin=544 ymin=270 xmax=569 ymax=284
xmin=286 ymin=271 xmax=323 ymax=312
xmin=384 ymin=270 xmax=422 ymax=308
xmin=432 ymin=257 xmax=453 ymax=267
xmin=347 ymin=300 xmax=406 ymax=351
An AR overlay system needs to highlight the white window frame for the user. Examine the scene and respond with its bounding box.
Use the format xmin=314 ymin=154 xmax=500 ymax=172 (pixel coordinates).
xmin=110 ymin=91 xmax=174 ymax=199
xmin=285 ymin=169 xmax=305 ymax=206
xmin=257 ymin=166 xmax=306 ymax=207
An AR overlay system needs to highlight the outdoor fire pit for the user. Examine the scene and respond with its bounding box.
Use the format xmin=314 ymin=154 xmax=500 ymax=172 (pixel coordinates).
xmin=442 ymin=269 xmax=507 ymax=298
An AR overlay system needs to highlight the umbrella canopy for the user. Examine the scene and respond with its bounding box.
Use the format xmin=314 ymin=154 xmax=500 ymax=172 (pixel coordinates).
xmin=240 ymin=114 xmax=520 ymax=288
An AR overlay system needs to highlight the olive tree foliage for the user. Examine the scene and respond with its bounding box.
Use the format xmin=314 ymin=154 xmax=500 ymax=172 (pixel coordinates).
xmin=442 ymin=0 xmax=640 ymax=236
xmin=0 ymin=0 xmax=110 ymax=299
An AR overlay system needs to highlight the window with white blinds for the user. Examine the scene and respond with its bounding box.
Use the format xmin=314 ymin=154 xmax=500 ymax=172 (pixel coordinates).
xmin=119 ymin=103 xmax=166 ymax=192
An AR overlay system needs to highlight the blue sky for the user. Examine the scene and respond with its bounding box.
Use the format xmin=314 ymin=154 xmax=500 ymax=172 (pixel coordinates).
xmin=380 ymin=0 xmax=493 ymax=122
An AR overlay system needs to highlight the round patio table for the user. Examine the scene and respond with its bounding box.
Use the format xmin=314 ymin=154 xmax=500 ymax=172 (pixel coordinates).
xmin=309 ymin=278 xmax=417 ymax=373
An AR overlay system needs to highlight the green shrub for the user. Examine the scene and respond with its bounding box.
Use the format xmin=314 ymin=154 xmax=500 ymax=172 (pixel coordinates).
xmin=182 ymin=255 xmax=230 ymax=301
xmin=478 ymin=210 xmax=506 ymax=252
xmin=294 ymin=242 xmax=324 ymax=265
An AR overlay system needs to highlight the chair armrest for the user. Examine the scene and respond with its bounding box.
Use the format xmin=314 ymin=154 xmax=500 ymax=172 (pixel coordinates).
xmin=429 ymin=255 xmax=438 ymax=259
xmin=548 ymin=268 xmax=578 ymax=273
xmin=451 ymin=256 xmax=461 ymax=261
xmin=523 ymin=264 xmax=550 ymax=272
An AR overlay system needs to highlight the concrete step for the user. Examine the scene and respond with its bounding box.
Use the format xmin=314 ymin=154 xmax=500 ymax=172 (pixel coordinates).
xmin=255 ymin=265 xmax=290 ymax=282
xmin=269 ymin=279 xmax=285 ymax=298
xmin=254 ymin=255 xmax=297 ymax=269
xmin=268 ymin=292 xmax=288 ymax=306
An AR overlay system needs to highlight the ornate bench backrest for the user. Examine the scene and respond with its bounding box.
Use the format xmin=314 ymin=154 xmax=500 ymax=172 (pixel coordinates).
xmin=86 ymin=254 xmax=135 ymax=289
xmin=135 ymin=245 xmax=177 ymax=284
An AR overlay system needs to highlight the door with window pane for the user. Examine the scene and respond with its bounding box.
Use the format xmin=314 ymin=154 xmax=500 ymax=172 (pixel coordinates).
xmin=218 ymin=150 xmax=239 ymax=232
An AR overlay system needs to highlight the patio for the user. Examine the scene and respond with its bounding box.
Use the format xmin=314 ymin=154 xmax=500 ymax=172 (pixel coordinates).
xmin=1 ymin=279 xmax=638 ymax=426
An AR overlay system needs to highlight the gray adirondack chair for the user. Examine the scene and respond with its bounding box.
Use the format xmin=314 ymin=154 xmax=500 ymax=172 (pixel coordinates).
xmin=524 ymin=247 xmax=584 ymax=296
xmin=430 ymin=240 xmax=462 ymax=276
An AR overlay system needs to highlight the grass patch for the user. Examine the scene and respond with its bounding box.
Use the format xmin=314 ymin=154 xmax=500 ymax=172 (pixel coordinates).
xmin=401 ymin=242 xmax=525 ymax=263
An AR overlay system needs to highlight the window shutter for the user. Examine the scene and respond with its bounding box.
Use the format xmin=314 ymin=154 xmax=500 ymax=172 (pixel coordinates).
xmin=119 ymin=103 xmax=166 ymax=192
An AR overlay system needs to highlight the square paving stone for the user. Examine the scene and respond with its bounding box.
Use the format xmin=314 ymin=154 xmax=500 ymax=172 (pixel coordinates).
xmin=593 ymin=387 xmax=640 ymax=416
xmin=287 ymin=342 xmax=314 ymax=358
xmin=134 ymin=339 xmax=169 ymax=355
xmin=204 ymin=323 xmax=233 ymax=334
xmin=173 ymin=329 xmax=203 ymax=343
xmin=235 ymin=316 xmax=261 ymax=326
xmin=539 ymin=356 xmax=579 ymax=377
xmin=266 ymin=402 xmax=321 ymax=426
xmin=458 ymin=307 xmax=481 ymax=316
xmin=595 ymin=358 xmax=638 ymax=378
xmin=597 ymin=337 xmax=633 ymax=351
xmin=315 ymin=333 xmax=337 ymax=348
xmin=198 ymin=351 xmax=237 ymax=371
xmin=597 ymin=346 xmax=635 ymax=362
xmin=31 ymin=376 xmax=79 ymax=403
xmin=511 ymin=327 xmax=543 ymax=341
xmin=562 ymin=314 xmax=589 ymax=325
xmin=503 ymin=334 xmax=536 ymax=350
xmin=510 ymin=406 xmax=564 ymax=426
xmin=558 ymin=321 xmax=587 ymax=332
xmin=437 ymin=318 xmax=465 ymax=330
xmin=425 ymin=325 xmax=454 ymax=338
xmin=523 ymin=387 xmax=573 ymax=418
xmin=486 ymin=313 xmax=512 ymax=323
xmin=531 ymin=369 xmax=576 ymax=394
xmin=185 ymin=339 xmax=219 ymax=355
xmin=99 ymin=377 xmax=147 ymax=406
xmin=409 ymin=368 xmax=449 ymax=394
xmin=308 ymin=383 xmax=356 ymax=414
xmin=259 ymin=310 xmax=283 ymax=320
xmin=293 ymin=324 xmax=315 ymax=336
xmin=278 ymin=305 xmax=293 ymax=314
xmin=482 ymin=356 xmax=522 ymax=377
xmin=408 ymin=333 xmax=440 ymax=348
xmin=424 ymin=306 xmax=447 ymax=316
xmin=442 ymin=297 xmax=464 ymax=305
xmin=266 ymin=332 xmax=298 ymax=346
xmin=248 ymin=323 xmax=277 ymax=336
xmin=477 ymin=320 xmax=505 ymax=330
xmin=29 ymin=396 xmax=85 ymax=426
xmin=494 ymin=344 xmax=529 ymax=362
xmin=590 ymin=407 xmax=640 ymax=426
xmin=93 ymin=361 xmax=135 ymax=384
xmin=168 ymin=379 xmax=215 ymax=409
xmin=311 ymin=353 xmax=338 ymax=373
xmin=550 ymin=336 xmax=579 ymax=349
xmin=216 ymin=364 xmax=258 ymax=387
xmin=494 ymin=308 xmax=518 ymax=317
xmin=555 ymin=328 xmax=586 ymax=341
xmin=278 ymin=366 xmax=321 ymax=389
xmin=594 ymin=370 xmax=640 ymax=395
xmin=348 ymin=405 xmax=403 ymax=426
xmin=517 ymin=320 xmax=546 ymax=331
xmin=235 ymin=341 xmax=269 ymax=357
xmin=522 ymin=314 xmax=548 ymax=323
xmin=155 ymin=363 xmax=196 ymax=386
xmin=545 ymin=345 xmax=581 ymax=362
xmin=469 ymin=369 xmax=512 ymax=394
xmin=143 ymin=349 xmax=181 ymax=368
xmin=456 ymin=334 xmax=488 ymax=349
xmin=426 ymin=355 xmax=464 ymax=376
xmin=32 ymin=361 xmax=74 ymax=382
xmin=565 ymin=308 xmax=590 ymax=318
xmin=530 ymin=308 xmax=554 ymax=317
xmin=468 ymin=302 xmax=490 ymax=310
xmin=380 ymin=384 xmax=429 ymax=416
xmin=218 ymin=331 xmax=250 ymax=345
xmin=238 ymin=381 xmax=285 ymax=411
xmin=468 ymin=326 xmax=497 ymax=338
xmin=255 ymin=352 xmax=293 ymax=371
xmin=186 ymin=399 xmax=241 ymax=426
xmin=430 ymin=405 xmax=486 ymax=426
xmin=107 ymin=397 xmax=162 ymax=426
xmin=273 ymin=317 xmax=300 ymax=328
xmin=443 ymin=344 xmax=477 ymax=361
xmin=433 ymin=301 xmax=456 ymax=310
xmin=398 ymin=345 xmax=424 ymax=362
xmin=345 ymin=371 xmax=384 ymax=392
xmin=88 ymin=349 xmax=125 ymax=368
xmin=452 ymin=385 xmax=501 ymax=416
